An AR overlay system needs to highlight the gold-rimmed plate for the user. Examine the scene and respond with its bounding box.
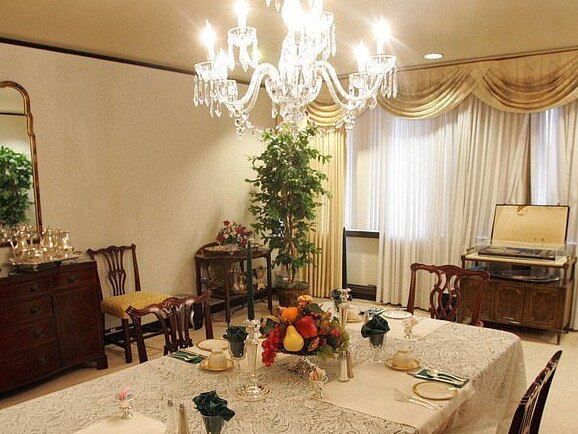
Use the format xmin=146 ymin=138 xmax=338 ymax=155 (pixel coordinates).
xmin=413 ymin=381 xmax=457 ymax=400
xmin=200 ymin=359 xmax=234 ymax=372
xmin=382 ymin=309 xmax=412 ymax=320
xmin=385 ymin=357 xmax=420 ymax=371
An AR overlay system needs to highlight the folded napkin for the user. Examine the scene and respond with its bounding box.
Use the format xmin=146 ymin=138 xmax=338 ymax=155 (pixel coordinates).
xmin=331 ymin=288 xmax=352 ymax=310
xmin=223 ymin=326 xmax=248 ymax=343
xmin=223 ymin=326 xmax=248 ymax=357
xmin=192 ymin=390 xmax=235 ymax=421
xmin=361 ymin=315 xmax=390 ymax=337
xmin=168 ymin=351 xmax=205 ymax=364
xmin=411 ymin=368 xmax=469 ymax=388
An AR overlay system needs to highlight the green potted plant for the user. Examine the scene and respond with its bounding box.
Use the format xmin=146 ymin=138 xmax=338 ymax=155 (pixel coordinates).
xmin=246 ymin=123 xmax=330 ymax=306
xmin=0 ymin=145 xmax=33 ymax=226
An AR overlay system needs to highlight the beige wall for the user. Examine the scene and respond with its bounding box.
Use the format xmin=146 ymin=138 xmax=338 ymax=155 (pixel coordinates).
xmin=0 ymin=43 xmax=274 ymax=297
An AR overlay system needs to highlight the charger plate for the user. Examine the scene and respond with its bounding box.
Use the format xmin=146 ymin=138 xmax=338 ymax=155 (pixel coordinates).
xmin=200 ymin=359 xmax=234 ymax=372
xmin=413 ymin=381 xmax=457 ymax=400
xmin=385 ymin=358 xmax=420 ymax=371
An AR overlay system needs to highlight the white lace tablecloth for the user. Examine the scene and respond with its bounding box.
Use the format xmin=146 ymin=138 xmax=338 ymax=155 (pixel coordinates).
xmin=0 ymin=322 xmax=525 ymax=434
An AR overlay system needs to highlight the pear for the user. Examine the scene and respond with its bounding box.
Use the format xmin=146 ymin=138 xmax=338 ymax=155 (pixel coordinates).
xmin=283 ymin=325 xmax=305 ymax=352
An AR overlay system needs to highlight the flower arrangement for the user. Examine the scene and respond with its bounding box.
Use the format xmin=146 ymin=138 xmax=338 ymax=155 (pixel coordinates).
xmin=260 ymin=295 xmax=348 ymax=366
xmin=216 ymin=220 xmax=252 ymax=247
xmin=115 ymin=386 xmax=133 ymax=401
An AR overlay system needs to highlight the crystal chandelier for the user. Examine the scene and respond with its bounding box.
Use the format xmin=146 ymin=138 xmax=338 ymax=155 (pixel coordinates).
xmin=193 ymin=0 xmax=397 ymax=135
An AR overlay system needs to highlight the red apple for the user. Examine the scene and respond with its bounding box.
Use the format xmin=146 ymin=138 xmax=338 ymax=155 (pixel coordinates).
xmin=294 ymin=316 xmax=318 ymax=339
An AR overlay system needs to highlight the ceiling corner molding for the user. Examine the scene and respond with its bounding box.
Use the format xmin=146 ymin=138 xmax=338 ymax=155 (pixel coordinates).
xmin=0 ymin=37 xmax=196 ymax=76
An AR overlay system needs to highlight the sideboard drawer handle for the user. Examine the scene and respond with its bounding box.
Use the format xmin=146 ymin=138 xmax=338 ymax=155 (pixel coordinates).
xmin=67 ymin=275 xmax=77 ymax=284
xmin=37 ymin=356 xmax=48 ymax=366
xmin=33 ymin=330 xmax=45 ymax=339
xmin=30 ymin=307 xmax=42 ymax=315
xmin=29 ymin=284 xmax=40 ymax=293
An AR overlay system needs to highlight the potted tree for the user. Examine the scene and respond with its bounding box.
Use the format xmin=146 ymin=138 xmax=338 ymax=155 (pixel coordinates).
xmin=246 ymin=123 xmax=330 ymax=306
xmin=0 ymin=146 xmax=33 ymax=226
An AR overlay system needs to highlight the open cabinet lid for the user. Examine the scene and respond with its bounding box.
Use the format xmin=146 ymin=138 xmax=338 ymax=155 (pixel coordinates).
xmin=491 ymin=204 xmax=569 ymax=248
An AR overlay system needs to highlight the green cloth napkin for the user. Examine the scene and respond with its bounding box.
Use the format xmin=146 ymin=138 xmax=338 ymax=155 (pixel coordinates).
xmin=223 ymin=326 xmax=248 ymax=343
xmin=361 ymin=315 xmax=390 ymax=337
xmin=331 ymin=288 xmax=352 ymax=310
xmin=168 ymin=351 xmax=205 ymax=364
xmin=193 ymin=390 xmax=235 ymax=421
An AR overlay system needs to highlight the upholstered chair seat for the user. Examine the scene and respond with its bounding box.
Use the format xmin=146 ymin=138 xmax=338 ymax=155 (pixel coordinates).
xmin=101 ymin=292 xmax=170 ymax=320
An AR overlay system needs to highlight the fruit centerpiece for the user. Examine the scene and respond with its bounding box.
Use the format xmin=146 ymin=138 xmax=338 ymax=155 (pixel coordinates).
xmin=260 ymin=295 xmax=348 ymax=366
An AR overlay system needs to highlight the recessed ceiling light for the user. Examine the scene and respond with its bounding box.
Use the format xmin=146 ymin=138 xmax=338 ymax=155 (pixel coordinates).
xmin=424 ymin=53 xmax=444 ymax=60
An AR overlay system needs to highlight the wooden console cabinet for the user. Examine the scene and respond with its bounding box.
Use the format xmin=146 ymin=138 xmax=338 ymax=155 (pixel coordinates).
xmin=0 ymin=259 xmax=107 ymax=393
xmin=460 ymin=254 xmax=576 ymax=343
xmin=195 ymin=243 xmax=273 ymax=325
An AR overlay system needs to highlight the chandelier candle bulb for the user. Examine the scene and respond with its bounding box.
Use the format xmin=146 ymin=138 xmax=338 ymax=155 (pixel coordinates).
xmin=355 ymin=42 xmax=369 ymax=72
xmin=202 ymin=20 xmax=217 ymax=60
xmin=374 ymin=18 xmax=391 ymax=55
xmin=236 ymin=0 xmax=248 ymax=30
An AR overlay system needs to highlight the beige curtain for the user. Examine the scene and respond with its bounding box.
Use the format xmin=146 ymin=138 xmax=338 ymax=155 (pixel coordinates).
xmin=377 ymin=50 xmax=578 ymax=118
xmin=301 ymin=102 xmax=346 ymax=297
xmin=306 ymin=49 xmax=578 ymax=298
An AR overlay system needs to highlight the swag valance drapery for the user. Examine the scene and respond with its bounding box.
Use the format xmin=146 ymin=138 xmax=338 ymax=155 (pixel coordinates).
xmin=306 ymin=49 xmax=578 ymax=298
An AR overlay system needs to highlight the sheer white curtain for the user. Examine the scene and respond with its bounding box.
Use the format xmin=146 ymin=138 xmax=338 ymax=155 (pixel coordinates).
xmin=346 ymin=96 xmax=529 ymax=308
xmin=530 ymin=100 xmax=578 ymax=329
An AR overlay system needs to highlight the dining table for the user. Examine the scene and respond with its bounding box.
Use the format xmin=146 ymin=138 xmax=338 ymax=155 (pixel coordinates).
xmin=0 ymin=312 xmax=526 ymax=434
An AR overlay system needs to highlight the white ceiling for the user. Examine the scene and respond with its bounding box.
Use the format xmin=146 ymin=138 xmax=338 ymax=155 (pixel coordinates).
xmin=1 ymin=0 xmax=577 ymax=79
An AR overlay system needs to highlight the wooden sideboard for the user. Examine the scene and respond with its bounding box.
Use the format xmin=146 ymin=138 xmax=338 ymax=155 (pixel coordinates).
xmin=0 ymin=259 xmax=107 ymax=393
xmin=460 ymin=254 xmax=576 ymax=344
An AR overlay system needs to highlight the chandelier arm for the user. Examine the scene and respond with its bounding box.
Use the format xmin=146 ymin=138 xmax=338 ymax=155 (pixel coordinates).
xmin=315 ymin=61 xmax=384 ymax=104
xmin=217 ymin=63 xmax=280 ymax=113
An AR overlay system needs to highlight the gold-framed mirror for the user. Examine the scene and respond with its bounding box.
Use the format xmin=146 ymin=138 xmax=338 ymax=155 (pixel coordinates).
xmin=0 ymin=81 xmax=42 ymax=245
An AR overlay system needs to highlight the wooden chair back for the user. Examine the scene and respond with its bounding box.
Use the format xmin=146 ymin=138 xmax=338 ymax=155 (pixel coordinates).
xmin=407 ymin=263 xmax=490 ymax=325
xmin=509 ymin=350 xmax=562 ymax=434
xmin=126 ymin=291 xmax=212 ymax=363
xmin=87 ymin=244 xmax=141 ymax=297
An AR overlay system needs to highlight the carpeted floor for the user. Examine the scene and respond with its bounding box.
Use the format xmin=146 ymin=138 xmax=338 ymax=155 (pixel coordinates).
xmin=0 ymin=298 xmax=575 ymax=433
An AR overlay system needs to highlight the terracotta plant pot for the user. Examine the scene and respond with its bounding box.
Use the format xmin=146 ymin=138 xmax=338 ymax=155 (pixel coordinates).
xmin=277 ymin=280 xmax=310 ymax=307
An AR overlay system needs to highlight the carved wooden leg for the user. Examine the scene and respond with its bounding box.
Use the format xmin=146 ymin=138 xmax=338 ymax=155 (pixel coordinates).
xmin=134 ymin=318 xmax=148 ymax=364
xmin=96 ymin=355 xmax=109 ymax=369
xmin=557 ymin=332 xmax=561 ymax=345
xmin=122 ymin=319 xmax=133 ymax=363
xmin=204 ymin=301 xmax=214 ymax=340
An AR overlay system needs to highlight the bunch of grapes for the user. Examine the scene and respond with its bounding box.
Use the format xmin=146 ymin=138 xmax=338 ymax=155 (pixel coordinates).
xmin=262 ymin=326 xmax=283 ymax=366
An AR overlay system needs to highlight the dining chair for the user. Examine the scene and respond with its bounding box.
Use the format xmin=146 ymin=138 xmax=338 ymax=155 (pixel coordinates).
xmin=126 ymin=292 xmax=214 ymax=363
xmin=406 ymin=263 xmax=490 ymax=326
xmin=87 ymin=244 xmax=171 ymax=363
xmin=508 ymin=350 xmax=562 ymax=434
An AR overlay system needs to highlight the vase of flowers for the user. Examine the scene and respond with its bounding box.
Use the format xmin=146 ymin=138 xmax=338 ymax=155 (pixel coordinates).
xmin=260 ymin=295 xmax=348 ymax=368
xmin=216 ymin=220 xmax=251 ymax=248
xmin=115 ymin=387 xmax=134 ymax=420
